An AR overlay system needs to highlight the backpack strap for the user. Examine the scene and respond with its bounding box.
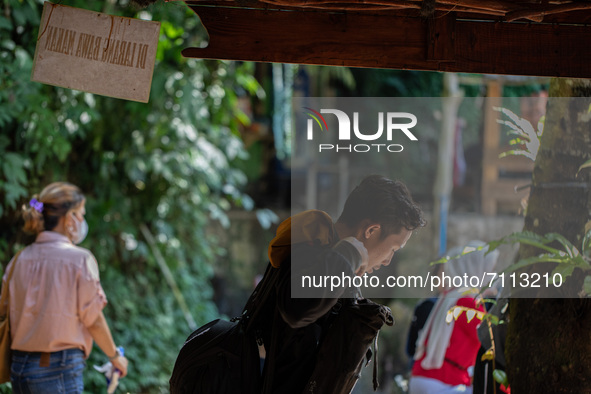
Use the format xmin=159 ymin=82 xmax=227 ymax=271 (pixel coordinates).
xmin=372 ymin=332 xmax=380 ymax=390
xmin=260 ymin=304 xmax=281 ymax=394
xmin=234 ymin=263 xmax=279 ymax=335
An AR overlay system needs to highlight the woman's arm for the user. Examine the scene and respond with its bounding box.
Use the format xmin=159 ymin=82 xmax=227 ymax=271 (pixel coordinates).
xmin=87 ymin=311 xmax=129 ymax=377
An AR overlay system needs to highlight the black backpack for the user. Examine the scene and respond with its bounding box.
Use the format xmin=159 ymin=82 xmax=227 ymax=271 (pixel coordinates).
xmin=168 ymin=318 xmax=259 ymax=393
xmin=301 ymin=295 xmax=394 ymax=394
xmin=170 ymin=264 xmax=394 ymax=394
xmin=169 ymin=264 xmax=278 ymax=394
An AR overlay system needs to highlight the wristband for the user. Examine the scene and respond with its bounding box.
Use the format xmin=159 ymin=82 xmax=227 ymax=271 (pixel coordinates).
xmin=109 ymin=347 xmax=121 ymax=361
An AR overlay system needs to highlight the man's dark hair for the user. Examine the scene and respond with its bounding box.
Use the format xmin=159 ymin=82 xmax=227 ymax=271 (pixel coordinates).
xmin=337 ymin=175 xmax=426 ymax=236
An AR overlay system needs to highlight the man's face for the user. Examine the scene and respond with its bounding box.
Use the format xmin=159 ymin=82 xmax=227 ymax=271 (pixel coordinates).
xmin=361 ymin=226 xmax=412 ymax=274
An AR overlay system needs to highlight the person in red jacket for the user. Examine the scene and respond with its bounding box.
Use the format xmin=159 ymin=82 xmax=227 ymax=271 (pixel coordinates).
xmin=409 ymin=241 xmax=499 ymax=394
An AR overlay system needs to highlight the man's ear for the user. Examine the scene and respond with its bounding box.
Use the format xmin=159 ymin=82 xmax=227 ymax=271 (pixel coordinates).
xmin=364 ymin=223 xmax=381 ymax=239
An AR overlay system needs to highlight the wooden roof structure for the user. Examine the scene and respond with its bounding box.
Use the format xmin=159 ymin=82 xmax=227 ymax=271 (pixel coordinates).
xmin=181 ymin=0 xmax=591 ymax=77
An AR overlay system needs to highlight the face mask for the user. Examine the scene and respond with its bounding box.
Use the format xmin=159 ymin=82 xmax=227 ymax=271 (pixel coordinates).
xmin=70 ymin=213 xmax=89 ymax=244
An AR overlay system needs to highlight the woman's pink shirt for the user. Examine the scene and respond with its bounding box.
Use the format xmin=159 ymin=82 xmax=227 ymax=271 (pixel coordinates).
xmin=0 ymin=231 xmax=107 ymax=358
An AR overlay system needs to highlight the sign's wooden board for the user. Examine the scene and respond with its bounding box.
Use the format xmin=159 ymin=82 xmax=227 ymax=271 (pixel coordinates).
xmin=32 ymin=2 xmax=160 ymax=103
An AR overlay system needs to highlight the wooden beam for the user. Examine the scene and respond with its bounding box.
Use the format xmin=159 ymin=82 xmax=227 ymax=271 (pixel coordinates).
xmin=182 ymin=5 xmax=591 ymax=78
xmin=427 ymin=14 xmax=456 ymax=62
xmin=185 ymin=0 xmax=591 ymax=22
xmin=183 ymin=6 xmax=429 ymax=69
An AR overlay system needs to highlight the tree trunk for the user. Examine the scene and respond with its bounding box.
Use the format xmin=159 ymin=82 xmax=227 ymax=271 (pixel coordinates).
xmin=506 ymin=79 xmax=591 ymax=393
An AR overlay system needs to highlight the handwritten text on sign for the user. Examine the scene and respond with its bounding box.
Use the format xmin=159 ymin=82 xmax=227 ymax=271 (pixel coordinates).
xmin=32 ymin=3 xmax=161 ymax=102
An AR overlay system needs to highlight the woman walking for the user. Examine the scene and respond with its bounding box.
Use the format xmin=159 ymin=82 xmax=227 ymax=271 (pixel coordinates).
xmin=1 ymin=182 xmax=128 ymax=393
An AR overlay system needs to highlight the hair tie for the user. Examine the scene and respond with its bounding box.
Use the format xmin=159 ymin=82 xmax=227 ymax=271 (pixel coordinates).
xmin=29 ymin=198 xmax=44 ymax=213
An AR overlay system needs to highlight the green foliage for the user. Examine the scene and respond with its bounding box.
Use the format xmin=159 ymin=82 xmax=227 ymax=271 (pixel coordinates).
xmin=487 ymin=231 xmax=591 ymax=282
xmin=347 ymin=69 xmax=443 ymax=97
xmin=0 ymin=0 xmax=262 ymax=391
xmin=502 ymin=83 xmax=549 ymax=98
xmin=493 ymin=368 xmax=509 ymax=386
xmin=496 ymin=107 xmax=543 ymax=161
xmin=433 ymin=229 xmax=591 ymax=295
xmin=578 ymin=158 xmax=591 ymax=176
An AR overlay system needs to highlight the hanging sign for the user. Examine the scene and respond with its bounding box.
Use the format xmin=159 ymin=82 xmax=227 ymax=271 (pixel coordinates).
xmin=31 ymin=2 xmax=161 ymax=103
